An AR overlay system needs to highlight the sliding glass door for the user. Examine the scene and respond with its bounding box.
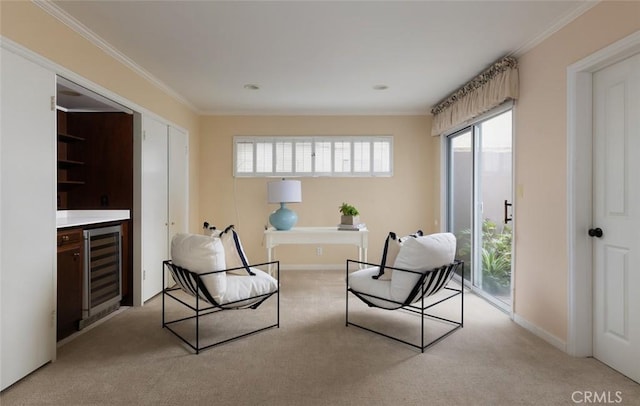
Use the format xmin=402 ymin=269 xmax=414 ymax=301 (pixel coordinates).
xmin=448 ymin=129 xmax=473 ymax=281
xmin=447 ymin=108 xmax=513 ymax=310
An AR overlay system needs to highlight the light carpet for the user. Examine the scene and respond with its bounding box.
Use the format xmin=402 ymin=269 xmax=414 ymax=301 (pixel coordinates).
xmin=1 ymin=269 xmax=638 ymax=405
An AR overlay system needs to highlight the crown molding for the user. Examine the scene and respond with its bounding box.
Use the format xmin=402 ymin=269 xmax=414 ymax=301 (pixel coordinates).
xmin=2 ymin=35 xmax=189 ymax=134
xmin=33 ymin=0 xmax=201 ymax=114
xmin=201 ymin=108 xmax=428 ymax=116
xmin=512 ymin=0 xmax=600 ymax=57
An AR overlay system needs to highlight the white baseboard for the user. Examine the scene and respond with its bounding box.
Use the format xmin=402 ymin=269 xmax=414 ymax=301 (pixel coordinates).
xmin=513 ymin=313 xmax=567 ymax=353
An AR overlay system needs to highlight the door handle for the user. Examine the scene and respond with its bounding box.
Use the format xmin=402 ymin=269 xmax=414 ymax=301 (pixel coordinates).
xmin=504 ymin=200 xmax=513 ymax=224
xmin=588 ymin=228 xmax=603 ymax=238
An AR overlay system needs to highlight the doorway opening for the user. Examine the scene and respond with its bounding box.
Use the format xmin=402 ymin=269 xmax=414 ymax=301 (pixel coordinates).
xmin=56 ymin=75 xmax=136 ymax=307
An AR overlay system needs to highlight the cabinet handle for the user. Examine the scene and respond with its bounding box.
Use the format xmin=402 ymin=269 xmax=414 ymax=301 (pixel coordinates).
xmin=62 ymin=235 xmax=70 ymax=242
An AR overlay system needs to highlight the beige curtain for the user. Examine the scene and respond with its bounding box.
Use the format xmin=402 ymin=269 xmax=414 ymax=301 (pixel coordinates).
xmin=430 ymin=56 xmax=518 ymax=136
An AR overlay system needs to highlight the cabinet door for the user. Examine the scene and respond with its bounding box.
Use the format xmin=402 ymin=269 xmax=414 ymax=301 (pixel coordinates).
xmin=168 ymin=126 xmax=188 ymax=239
xmin=57 ymin=246 xmax=82 ymax=340
xmin=142 ymin=116 xmax=169 ymax=302
xmin=1 ymin=48 xmax=56 ymax=390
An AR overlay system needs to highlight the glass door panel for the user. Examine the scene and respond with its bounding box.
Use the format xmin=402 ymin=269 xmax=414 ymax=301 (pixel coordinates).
xmin=448 ymin=130 xmax=473 ymax=281
xmin=478 ymin=111 xmax=513 ymax=305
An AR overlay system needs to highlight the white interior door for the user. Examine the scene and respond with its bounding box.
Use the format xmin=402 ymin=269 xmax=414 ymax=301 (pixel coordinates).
xmin=592 ymin=52 xmax=640 ymax=383
xmin=1 ymin=48 xmax=56 ymax=390
xmin=142 ymin=116 xmax=168 ymax=302
xmin=168 ymin=126 xmax=188 ymax=239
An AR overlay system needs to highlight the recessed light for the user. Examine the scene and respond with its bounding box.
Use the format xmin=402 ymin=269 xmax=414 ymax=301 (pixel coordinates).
xmin=373 ymin=85 xmax=388 ymax=90
xmin=244 ymin=84 xmax=260 ymax=90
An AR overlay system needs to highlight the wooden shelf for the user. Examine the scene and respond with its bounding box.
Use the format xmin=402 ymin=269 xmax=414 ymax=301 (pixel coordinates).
xmin=58 ymin=180 xmax=85 ymax=185
xmin=58 ymin=133 xmax=85 ymax=143
xmin=58 ymin=159 xmax=85 ymax=168
xmin=58 ymin=180 xmax=85 ymax=191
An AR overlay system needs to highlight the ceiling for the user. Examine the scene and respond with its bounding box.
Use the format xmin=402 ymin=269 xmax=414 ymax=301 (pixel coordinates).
xmin=49 ymin=1 xmax=596 ymax=115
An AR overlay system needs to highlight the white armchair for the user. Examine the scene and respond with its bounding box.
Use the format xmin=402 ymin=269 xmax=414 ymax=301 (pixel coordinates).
xmin=346 ymin=232 xmax=463 ymax=352
xmin=162 ymin=229 xmax=279 ymax=353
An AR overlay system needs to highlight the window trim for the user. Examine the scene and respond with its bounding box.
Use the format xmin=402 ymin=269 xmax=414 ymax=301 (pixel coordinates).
xmin=233 ymin=135 xmax=394 ymax=178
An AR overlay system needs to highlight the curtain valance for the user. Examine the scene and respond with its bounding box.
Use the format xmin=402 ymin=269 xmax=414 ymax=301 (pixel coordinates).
xmin=430 ymin=56 xmax=518 ymax=136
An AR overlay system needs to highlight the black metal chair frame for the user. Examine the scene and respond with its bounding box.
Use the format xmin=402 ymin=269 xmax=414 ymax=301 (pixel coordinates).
xmin=346 ymin=260 xmax=464 ymax=353
xmin=162 ymin=259 xmax=280 ymax=354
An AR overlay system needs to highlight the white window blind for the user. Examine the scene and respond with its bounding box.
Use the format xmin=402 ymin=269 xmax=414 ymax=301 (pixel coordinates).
xmin=295 ymin=142 xmax=312 ymax=173
xmin=233 ymin=136 xmax=393 ymax=177
xmin=236 ymin=142 xmax=254 ymax=173
xmin=314 ymin=141 xmax=332 ymax=174
xmin=353 ymin=142 xmax=371 ymax=172
xmin=255 ymin=143 xmax=272 ymax=173
xmin=334 ymin=141 xmax=351 ymax=173
xmin=275 ymin=142 xmax=293 ymax=173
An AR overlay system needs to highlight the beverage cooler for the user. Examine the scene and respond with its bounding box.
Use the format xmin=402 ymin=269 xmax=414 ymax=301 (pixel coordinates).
xmin=80 ymin=225 xmax=122 ymax=329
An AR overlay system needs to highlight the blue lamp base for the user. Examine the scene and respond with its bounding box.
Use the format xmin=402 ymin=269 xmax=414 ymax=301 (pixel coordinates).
xmin=269 ymin=203 xmax=298 ymax=230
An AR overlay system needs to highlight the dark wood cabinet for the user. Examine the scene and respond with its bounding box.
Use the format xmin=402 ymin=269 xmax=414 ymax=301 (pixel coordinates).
xmin=57 ymin=228 xmax=83 ymax=341
xmin=62 ymin=112 xmax=133 ymax=210
xmin=56 ymin=110 xmax=133 ymax=210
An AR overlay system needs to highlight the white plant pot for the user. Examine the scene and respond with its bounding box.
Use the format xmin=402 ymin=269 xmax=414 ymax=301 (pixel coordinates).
xmin=341 ymin=215 xmax=360 ymax=225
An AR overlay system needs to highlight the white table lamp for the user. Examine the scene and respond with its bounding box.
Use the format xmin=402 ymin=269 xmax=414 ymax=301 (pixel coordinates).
xmin=267 ymin=179 xmax=302 ymax=230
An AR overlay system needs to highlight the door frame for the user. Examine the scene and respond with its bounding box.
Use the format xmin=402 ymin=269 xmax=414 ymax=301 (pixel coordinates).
xmin=567 ymin=31 xmax=640 ymax=357
xmin=441 ymin=103 xmax=515 ymax=314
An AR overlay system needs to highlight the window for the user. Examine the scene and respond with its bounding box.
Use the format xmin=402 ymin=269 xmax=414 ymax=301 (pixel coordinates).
xmin=233 ymin=136 xmax=393 ymax=177
xmin=353 ymin=142 xmax=370 ymax=172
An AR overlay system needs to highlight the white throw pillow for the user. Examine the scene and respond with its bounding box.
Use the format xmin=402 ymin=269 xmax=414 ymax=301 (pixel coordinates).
xmin=171 ymin=233 xmax=227 ymax=302
xmin=220 ymin=225 xmax=255 ymax=275
xmin=376 ymin=230 xmax=424 ymax=281
xmin=390 ymin=232 xmax=456 ymax=302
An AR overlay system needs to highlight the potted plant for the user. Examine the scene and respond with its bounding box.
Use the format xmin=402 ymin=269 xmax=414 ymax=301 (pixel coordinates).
xmin=339 ymin=202 xmax=360 ymax=225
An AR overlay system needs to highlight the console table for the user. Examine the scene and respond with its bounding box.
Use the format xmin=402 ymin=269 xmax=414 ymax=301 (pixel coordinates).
xmin=264 ymin=227 xmax=368 ymax=273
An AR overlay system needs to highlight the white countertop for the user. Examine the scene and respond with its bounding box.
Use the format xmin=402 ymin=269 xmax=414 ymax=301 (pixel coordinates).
xmin=56 ymin=210 xmax=130 ymax=229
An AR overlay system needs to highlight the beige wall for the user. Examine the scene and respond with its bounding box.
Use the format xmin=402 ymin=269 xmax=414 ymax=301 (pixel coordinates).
xmin=0 ymin=1 xmax=201 ymax=231
xmin=514 ymin=1 xmax=640 ymax=341
xmin=199 ymin=115 xmax=439 ymax=265
xmin=5 ymin=0 xmax=640 ymax=350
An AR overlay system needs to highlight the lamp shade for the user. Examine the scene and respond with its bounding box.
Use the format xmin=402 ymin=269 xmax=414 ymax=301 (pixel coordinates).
xmin=267 ymin=180 xmax=302 ymax=204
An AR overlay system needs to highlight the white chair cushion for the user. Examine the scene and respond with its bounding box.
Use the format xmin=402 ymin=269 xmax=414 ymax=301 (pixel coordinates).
xmin=348 ymin=266 xmax=399 ymax=309
xmin=390 ymin=232 xmax=456 ymax=302
xmin=171 ymin=233 xmax=227 ymax=302
xmin=222 ymin=268 xmax=278 ymax=308
xmin=220 ymin=227 xmax=252 ymax=275
xmin=349 ymin=233 xmax=456 ymax=307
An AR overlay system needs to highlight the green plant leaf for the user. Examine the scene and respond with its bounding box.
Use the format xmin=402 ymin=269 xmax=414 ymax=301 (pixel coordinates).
xmin=339 ymin=202 xmax=359 ymax=216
